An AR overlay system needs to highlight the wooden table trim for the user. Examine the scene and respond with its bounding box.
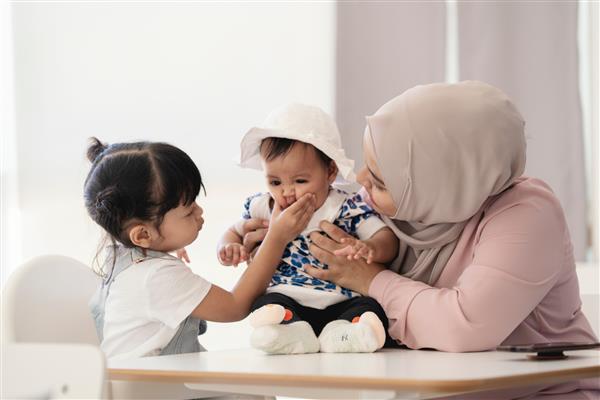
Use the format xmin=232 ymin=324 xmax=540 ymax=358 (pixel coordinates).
xmin=109 ymin=365 xmax=600 ymax=394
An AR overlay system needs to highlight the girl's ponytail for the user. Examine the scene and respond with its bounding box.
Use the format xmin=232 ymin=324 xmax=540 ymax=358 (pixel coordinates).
xmin=87 ymin=137 xmax=108 ymax=163
xmin=93 ymin=185 xmax=132 ymax=246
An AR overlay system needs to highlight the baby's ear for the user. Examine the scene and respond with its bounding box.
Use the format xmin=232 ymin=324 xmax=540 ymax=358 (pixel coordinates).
xmin=128 ymin=224 xmax=153 ymax=248
xmin=327 ymin=161 xmax=339 ymax=184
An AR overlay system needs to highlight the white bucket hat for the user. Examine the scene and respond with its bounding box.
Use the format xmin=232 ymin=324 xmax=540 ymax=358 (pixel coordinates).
xmin=238 ymin=103 xmax=356 ymax=182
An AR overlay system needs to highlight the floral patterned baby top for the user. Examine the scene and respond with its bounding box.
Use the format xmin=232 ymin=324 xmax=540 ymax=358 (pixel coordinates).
xmin=236 ymin=188 xmax=387 ymax=309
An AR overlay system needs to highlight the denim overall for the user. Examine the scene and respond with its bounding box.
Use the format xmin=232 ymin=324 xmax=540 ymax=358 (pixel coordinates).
xmin=90 ymin=246 xmax=207 ymax=356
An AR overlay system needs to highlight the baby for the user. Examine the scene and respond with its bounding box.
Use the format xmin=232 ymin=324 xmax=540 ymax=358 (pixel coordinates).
xmin=218 ymin=103 xmax=399 ymax=354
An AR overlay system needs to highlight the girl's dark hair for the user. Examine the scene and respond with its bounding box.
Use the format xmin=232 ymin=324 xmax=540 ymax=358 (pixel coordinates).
xmin=84 ymin=137 xmax=204 ymax=252
xmin=260 ymin=137 xmax=332 ymax=167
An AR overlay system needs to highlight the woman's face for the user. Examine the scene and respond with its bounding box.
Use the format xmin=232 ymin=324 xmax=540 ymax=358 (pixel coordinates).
xmin=356 ymin=131 xmax=397 ymax=217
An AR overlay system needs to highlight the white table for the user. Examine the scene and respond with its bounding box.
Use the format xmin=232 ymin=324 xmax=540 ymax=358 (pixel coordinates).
xmin=108 ymin=348 xmax=600 ymax=399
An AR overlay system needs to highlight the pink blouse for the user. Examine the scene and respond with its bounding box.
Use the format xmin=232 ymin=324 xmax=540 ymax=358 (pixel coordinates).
xmin=369 ymin=178 xmax=599 ymax=398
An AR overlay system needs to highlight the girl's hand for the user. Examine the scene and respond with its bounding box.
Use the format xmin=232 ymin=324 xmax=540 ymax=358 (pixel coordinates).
xmin=334 ymin=237 xmax=376 ymax=264
xmin=218 ymin=243 xmax=249 ymax=267
xmin=306 ymin=221 xmax=385 ymax=295
xmin=267 ymin=193 xmax=316 ymax=244
xmin=175 ymin=248 xmax=191 ymax=263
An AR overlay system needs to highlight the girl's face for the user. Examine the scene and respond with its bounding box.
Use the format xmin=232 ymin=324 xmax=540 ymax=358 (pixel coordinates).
xmin=149 ymin=201 xmax=204 ymax=252
xmin=356 ymin=132 xmax=397 ymax=217
xmin=261 ymin=143 xmax=336 ymax=210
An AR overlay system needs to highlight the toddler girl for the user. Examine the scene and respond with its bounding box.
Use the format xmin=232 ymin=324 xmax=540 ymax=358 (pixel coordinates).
xmin=85 ymin=137 xmax=315 ymax=360
xmin=218 ymin=104 xmax=399 ymax=354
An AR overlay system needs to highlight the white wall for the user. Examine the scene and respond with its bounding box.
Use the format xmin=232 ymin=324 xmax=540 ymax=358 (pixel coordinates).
xmin=10 ymin=1 xmax=335 ymax=350
xmin=1 ymin=0 xmax=21 ymax=286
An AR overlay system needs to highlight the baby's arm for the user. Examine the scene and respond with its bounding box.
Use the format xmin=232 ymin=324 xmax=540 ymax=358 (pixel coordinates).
xmin=335 ymin=227 xmax=398 ymax=264
xmin=217 ymin=223 xmax=248 ymax=267
xmin=196 ymin=231 xmax=286 ymax=321
xmin=192 ymin=193 xmax=316 ymax=322
xmin=361 ymin=227 xmax=398 ymax=263
xmin=217 ymin=193 xmax=268 ymax=266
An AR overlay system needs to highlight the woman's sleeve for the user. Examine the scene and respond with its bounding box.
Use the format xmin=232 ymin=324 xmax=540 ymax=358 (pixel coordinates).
xmin=368 ymin=193 xmax=567 ymax=352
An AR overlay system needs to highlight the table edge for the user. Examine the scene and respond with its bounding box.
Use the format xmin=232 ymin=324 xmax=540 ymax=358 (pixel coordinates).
xmin=108 ymin=365 xmax=600 ymax=394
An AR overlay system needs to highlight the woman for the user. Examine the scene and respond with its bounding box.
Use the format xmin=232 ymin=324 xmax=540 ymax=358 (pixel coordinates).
xmin=300 ymin=81 xmax=599 ymax=399
xmin=242 ymin=81 xmax=597 ymax=398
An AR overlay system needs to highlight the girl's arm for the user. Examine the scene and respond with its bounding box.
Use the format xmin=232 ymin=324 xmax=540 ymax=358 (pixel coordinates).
xmin=193 ymin=193 xmax=316 ymax=322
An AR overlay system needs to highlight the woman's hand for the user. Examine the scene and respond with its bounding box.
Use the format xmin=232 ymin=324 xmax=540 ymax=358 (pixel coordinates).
xmin=306 ymin=221 xmax=386 ymax=295
xmin=241 ymin=218 xmax=269 ymax=258
xmin=268 ymin=193 xmax=316 ymax=244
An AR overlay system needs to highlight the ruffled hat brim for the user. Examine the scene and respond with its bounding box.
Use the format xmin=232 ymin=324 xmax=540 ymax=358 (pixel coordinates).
xmin=238 ymin=127 xmax=356 ymax=183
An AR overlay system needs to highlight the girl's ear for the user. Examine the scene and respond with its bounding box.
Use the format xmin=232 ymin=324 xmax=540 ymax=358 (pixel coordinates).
xmin=128 ymin=224 xmax=153 ymax=248
xmin=327 ymin=161 xmax=339 ymax=184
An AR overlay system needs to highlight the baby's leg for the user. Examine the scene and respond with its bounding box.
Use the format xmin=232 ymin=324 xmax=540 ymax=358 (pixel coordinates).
xmin=249 ymin=293 xmax=319 ymax=354
xmin=249 ymin=293 xmax=301 ymax=327
xmin=318 ymin=297 xmax=387 ymax=353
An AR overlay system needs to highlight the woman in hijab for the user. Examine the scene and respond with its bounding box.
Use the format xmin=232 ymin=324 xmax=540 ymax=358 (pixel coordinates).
xmin=301 ymin=81 xmax=598 ymax=399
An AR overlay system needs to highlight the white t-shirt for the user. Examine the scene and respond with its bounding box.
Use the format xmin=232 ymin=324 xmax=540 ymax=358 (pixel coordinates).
xmin=101 ymin=254 xmax=211 ymax=360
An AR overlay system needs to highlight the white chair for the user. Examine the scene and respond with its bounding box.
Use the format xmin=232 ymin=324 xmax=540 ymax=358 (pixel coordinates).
xmin=1 ymin=254 xmax=100 ymax=345
xmin=1 ymin=254 xmax=254 ymax=400
xmin=1 ymin=342 xmax=106 ymax=399
xmin=1 ymin=256 xmax=105 ymax=398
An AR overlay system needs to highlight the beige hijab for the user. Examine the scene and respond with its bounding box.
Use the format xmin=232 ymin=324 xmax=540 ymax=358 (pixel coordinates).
xmin=366 ymin=81 xmax=526 ymax=285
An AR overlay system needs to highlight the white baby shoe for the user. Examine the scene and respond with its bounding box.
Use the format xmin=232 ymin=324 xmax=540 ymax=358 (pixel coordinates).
xmin=318 ymin=311 xmax=385 ymax=353
xmin=249 ymin=304 xmax=319 ymax=354
xmin=250 ymin=321 xmax=319 ymax=355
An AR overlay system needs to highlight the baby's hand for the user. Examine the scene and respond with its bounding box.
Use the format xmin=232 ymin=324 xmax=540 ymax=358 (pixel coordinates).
xmin=218 ymin=243 xmax=248 ymax=267
xmin=175 ymin=248 xmax=191 ymax=263
xmin=333 ymin=238 xmax=376 ymax=264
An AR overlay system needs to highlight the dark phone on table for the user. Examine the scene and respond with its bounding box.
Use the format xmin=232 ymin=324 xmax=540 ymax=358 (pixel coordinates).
xmin=497 ymin=342 xmax=600 ymax=353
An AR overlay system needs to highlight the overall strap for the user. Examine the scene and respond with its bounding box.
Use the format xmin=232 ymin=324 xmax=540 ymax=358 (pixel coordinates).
xmin=159 ymin=316 xmax=206 ymax=355
xmin=90 ymin=246 xmax=208 ymax=354
xmin=89 ymin=247 xmax=141 ymax=342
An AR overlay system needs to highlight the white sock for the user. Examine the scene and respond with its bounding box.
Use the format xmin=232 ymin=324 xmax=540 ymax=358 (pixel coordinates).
xmin=318 ymin=311 xmax=385 ymax=353
xmin=250 ymin=321 xmax=320 ymax=354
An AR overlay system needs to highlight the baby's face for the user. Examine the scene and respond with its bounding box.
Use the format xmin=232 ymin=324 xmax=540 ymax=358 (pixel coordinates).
xmin=261 ymin=143 xmax=336 ymax=210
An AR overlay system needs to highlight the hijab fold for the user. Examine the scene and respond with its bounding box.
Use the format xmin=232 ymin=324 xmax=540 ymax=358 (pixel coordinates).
xmin=366 ymin=81 xmax=526 ymax=285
